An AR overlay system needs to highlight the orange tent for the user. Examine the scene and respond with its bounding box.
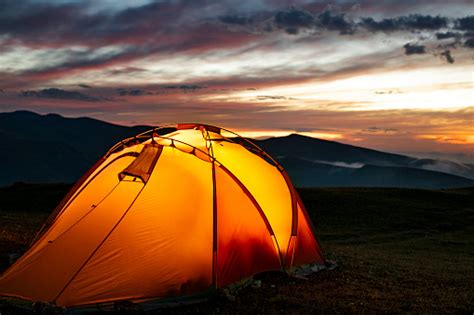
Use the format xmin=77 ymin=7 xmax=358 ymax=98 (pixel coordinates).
xmin=0 ymin=124 xmax=324 ymax=309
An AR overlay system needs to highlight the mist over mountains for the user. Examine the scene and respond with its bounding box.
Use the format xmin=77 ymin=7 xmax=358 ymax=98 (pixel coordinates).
xmin=0 ymin=110 xmax=473 ymax=189
xmin=256 ymin=134 xmax=474 ymax=188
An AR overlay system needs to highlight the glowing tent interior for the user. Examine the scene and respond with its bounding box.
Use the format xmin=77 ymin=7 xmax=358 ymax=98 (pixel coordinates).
xmin=0 ymin=124 xmax=325 ymax=309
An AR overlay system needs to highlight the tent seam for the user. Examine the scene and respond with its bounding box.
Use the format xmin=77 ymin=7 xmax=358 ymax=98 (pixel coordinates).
xmin=217 ymin=164 xmax=285 ymax=271
xmin=203 ymin=128 xmax=218 ymax=289
xmin=47 ymin=181 xmax=122 ymax=244
xmin=33 ymin=151 xmax=140 ymax=245
xmin=51 ymin=147 xmax=163 ymax=304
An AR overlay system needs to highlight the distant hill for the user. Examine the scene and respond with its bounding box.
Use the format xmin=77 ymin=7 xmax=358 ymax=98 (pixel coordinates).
xmin=273 ymin=155 xmax=473 ymax=189
xmin=256 ymin=134 xmax=474 ymax=188
xmin=0 ymin=111 xmax=149 ymax=186
xmin=0 ymin=110 xmax=473 ymax=189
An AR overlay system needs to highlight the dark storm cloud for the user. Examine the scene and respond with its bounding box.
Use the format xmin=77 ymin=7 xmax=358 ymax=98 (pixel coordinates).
xmin=274 ymin=7 xmax=315 ymax=34
xmin=435 ymin=32 xmax=461 ymax=40
xmin=0 ymin=1 xmax=81 ymax=38
xmin=273 ymin=8 xmax=355 ymax=35
xmin=116 ymin=88 xmax=151 ymax=96
xmin=219 ymin=14 xmax=254 ymax=26
xmin=360 ymin=14 xmax=448 ymax=32
xmin=403 ymin=43 xmax=426 ymax=55
xmin=0 ymin=1 xmax=468 ymax=51
xmin=2 ymin=1 xmax=472 ymax=88
xmin=455 ymin=16 xmax=474 ymax=31
xmin=359 ymin=17 xmax=399 ymax=32
xmin=220 ymin=7 xmax=450 ymax=36
xmin=440 ymin=50 xmax=455 ymax=63
xmin=2 ymin=2 xmax=262 ymax=81
xmin=19 ymin=88 xmax=103 ymax=102
xmin=1 ymin=1 xmax=460 ymax=41
xmin=217 ymin=8 xmax=469 ymax=67
xmin=318 ymin=11 xmax=355 ymax=34
xmin=400 ymin=14 xmax=448 ymax=30
xmin=0 ymin=0 xmax=207 ymax=48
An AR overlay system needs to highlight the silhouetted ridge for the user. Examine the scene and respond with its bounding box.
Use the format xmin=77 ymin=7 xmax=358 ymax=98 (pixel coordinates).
xmin=0 ymin=110 xmax=473 ymax=188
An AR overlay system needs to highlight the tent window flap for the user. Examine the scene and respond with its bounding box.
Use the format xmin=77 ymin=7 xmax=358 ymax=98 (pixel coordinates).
xmin=119 ymin=144 xmax=163 ymax=183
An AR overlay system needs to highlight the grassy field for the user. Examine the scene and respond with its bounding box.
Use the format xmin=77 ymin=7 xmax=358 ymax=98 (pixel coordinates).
xmin=0 ymin=183 xmax=473 ymax=313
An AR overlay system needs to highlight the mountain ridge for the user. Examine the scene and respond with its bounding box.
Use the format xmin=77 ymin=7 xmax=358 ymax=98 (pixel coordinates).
xmin=0 ymin=110 xmax=473 ymax=188
xmin=255 ymin=133 xmax=474 ymax=181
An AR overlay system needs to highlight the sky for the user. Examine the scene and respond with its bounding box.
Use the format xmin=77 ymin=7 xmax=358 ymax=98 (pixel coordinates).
xmin=0 ymin=0 xmax=473 ymax=159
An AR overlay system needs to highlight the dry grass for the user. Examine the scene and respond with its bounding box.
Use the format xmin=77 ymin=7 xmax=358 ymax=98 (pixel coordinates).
xmin=0 ymin=184 xmax=473 ymax=313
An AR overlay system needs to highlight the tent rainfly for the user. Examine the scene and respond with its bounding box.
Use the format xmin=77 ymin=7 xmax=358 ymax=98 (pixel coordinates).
xmin=0 ymin=124 xmax=325 ymax=310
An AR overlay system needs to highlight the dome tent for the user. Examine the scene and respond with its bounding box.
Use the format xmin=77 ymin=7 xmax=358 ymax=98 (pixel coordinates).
xmin=0 ymin=124 xmax=325 ymax=310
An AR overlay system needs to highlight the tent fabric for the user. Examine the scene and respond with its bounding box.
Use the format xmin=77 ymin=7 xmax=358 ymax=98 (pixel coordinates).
xmin=0 ymin=124 xmax=324 ymax=309
xmin=118 ymin=144 xmax=163 ymax=183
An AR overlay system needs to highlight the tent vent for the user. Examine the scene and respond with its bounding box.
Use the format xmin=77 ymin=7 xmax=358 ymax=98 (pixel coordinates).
xmin=119 ymin=144 xmax=163 ymax=183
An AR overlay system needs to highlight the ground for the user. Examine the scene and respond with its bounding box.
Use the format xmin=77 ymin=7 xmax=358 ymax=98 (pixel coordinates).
xmin=0 ymin=184 xmax=473 ymax=314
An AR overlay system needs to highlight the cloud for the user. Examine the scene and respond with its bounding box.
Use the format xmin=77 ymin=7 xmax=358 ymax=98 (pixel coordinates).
xmin=219 ymin=14 xmax=254 ymax=26
xmin=78 ymin=84 xmax=92 ymax=89
xmin=296 ymin=158 xmax=364 ymax=169
xmin=418 ymin=160 xmax=474 ymax=179
xmin=272 ymin=8 xmax=355 ymax=35
xmin=1 ymin=2 xmax=471 ymax=87
xmin=360 ymin=17 xmax=399 ymax=32
xmin=18 ymin=88 xmax=103 ymax=102
xmin=366 ymin=126 xmax=399 ymax=134
xmin=0 ymin=2 xmax=82 ymax=40
xmin=116 ymin=88 xmax=151 ymax=96
xmin=5 ymin=45 xmax=150 ymax=83
xmin=455 ymin=16 xmax=474 ymax=31
xmin=232 ymin=9 xmax=449 ymax=36
xmin=274 ymin=7 xmax=315 ymax=34
xmin=216 ymin=8 xmax=465 ymax=65
xmin=401 ymin=14 xmax=448 ymax=30
xmin=403 ymin=43 xmax=426 ymax=55
xmin=374 ymin=89 xmax=402 ymax=94
xmin=440 ymin=50 xmax=454 ymax=63
xmin=0 ymin=1 xmax=472 ymax=100
xmin=361 ymin=14 xmax=448 ymax=32
xmin=4 ymin=90 xmax=472 ymax=155
xmin=162 ymin=84 xmax=207 ymax=92
xmin=435 ymin=32 xmax=461 ymax=40
xmin=464 ymin=38 xmax=474 ymax=48
xmin=317 ymin=11 xmax=355 ymax=35
xmin=0 ymin=1 xmax=186 ymax=46
xmin=108 ymin=67 xmax=146 ymax=75
xmin=256 ymin=95 xmax=290 ymax=100
xmin=220 ymin=7 xmax=356 ymax=35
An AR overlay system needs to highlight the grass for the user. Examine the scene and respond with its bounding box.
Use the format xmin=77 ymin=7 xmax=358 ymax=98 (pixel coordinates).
xmin=0 ymin=183 xmax=473 ymax=313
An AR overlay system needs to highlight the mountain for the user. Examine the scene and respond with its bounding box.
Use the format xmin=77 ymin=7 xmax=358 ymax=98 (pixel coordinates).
xmin=273 ymin=155 xmax=473 ymax=189
xmin=256 ymin=134 xmax=474 ymax=188
xmin=256 ymin=134 xmax=474 ymax=180
xmin=0 ymin=111 xmax=150 ymax=186
xmin=0 ymin=110 xmax=473 ymax=189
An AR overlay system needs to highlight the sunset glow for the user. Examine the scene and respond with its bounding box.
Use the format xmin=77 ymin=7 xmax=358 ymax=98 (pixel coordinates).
xmin=0 ymin=0 xmax=473 ymax=158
